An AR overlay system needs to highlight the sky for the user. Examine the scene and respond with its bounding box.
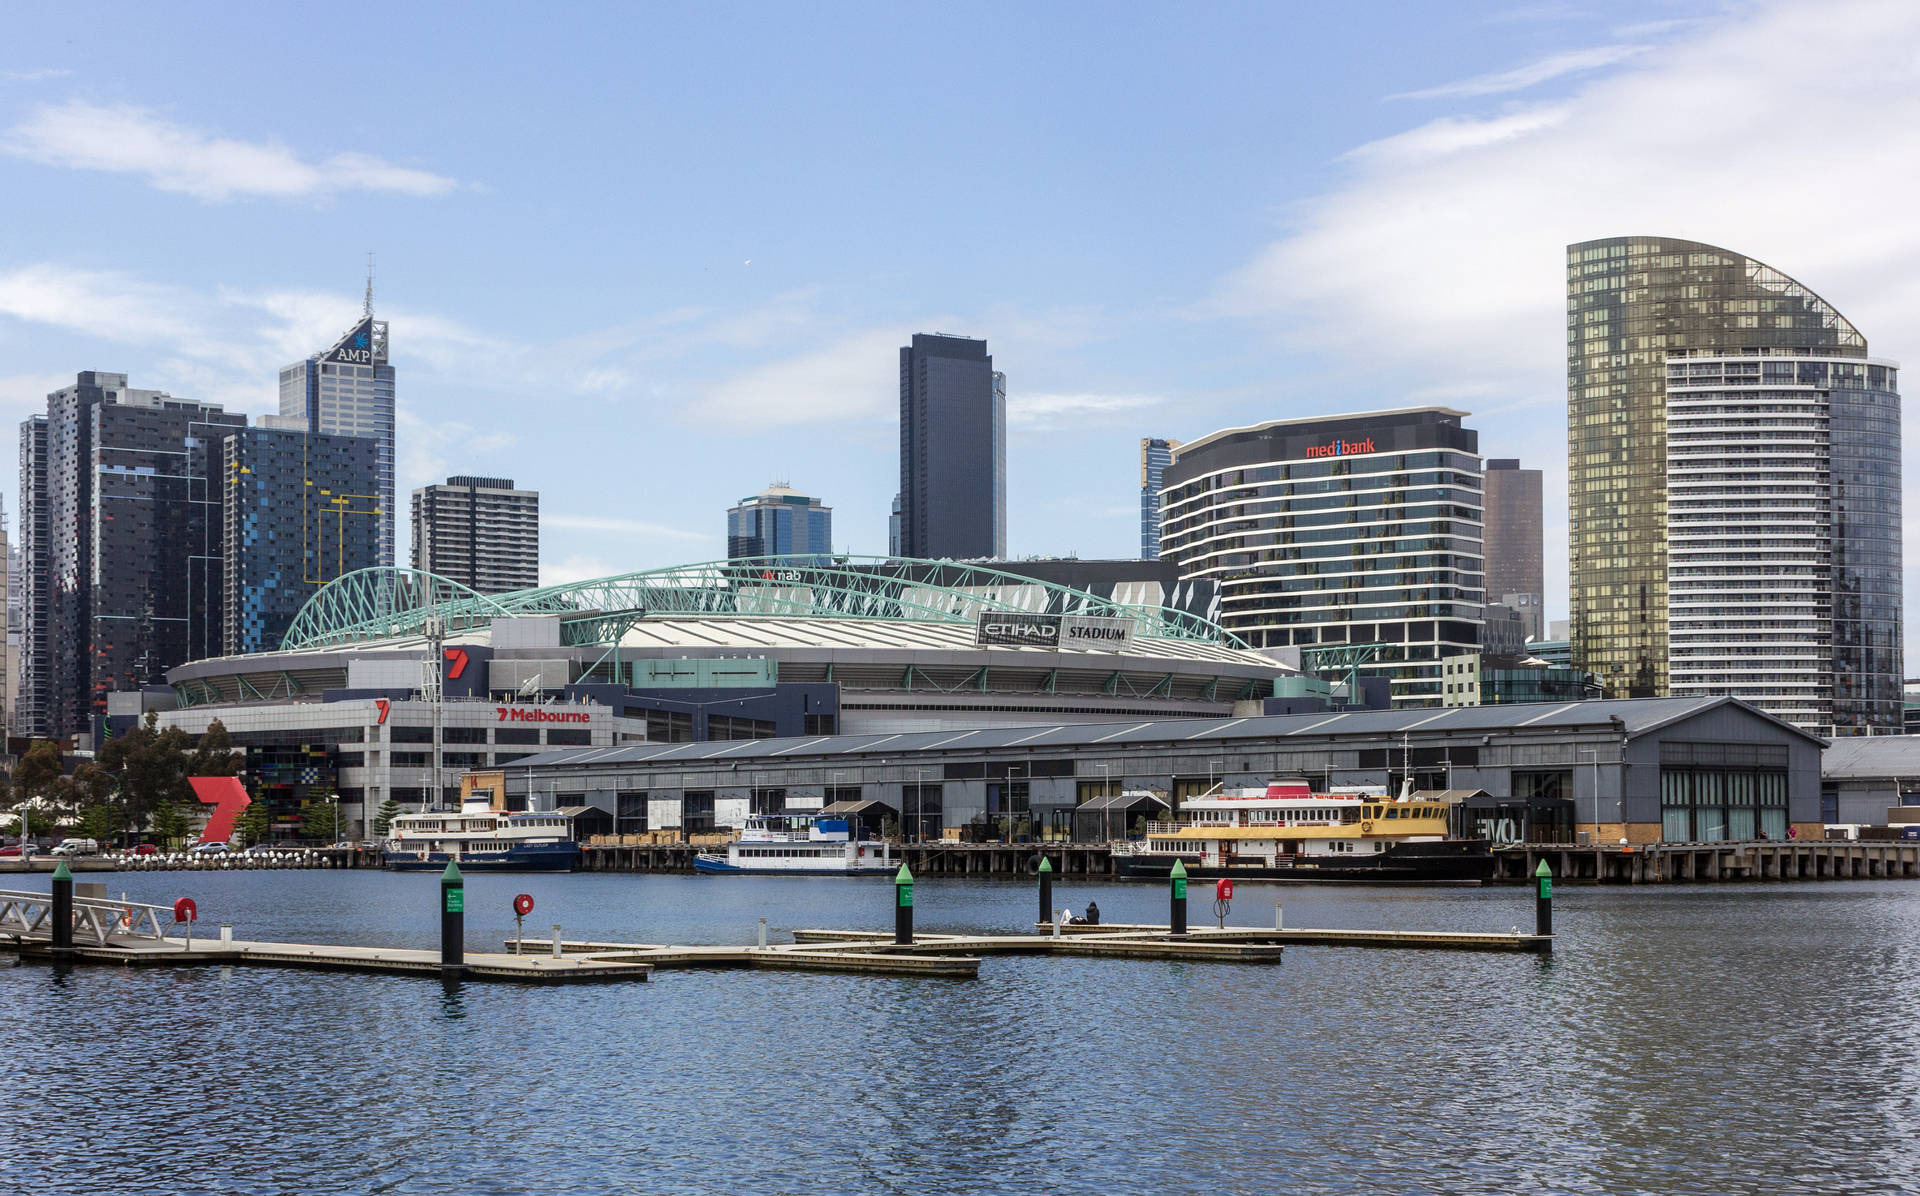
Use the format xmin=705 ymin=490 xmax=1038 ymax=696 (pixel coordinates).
xmin=4 ymin=0 xmax=1920 ymax=656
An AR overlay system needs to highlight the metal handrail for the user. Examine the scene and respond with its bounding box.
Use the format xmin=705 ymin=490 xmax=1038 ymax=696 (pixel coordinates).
xmin=0 ymin=889 xmax=178 ymax=946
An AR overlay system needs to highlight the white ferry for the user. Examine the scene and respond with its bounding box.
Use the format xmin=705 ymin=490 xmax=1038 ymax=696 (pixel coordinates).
xmin=382 ymin=794 xmax=580 ymax=872
xmin=694 ymin=812 xmax=896 ymax=875
xmin=1111 ymin=780 xmax=1493 ymax=884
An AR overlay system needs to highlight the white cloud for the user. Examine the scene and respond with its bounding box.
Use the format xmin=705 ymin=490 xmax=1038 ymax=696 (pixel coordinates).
xmin=0 ymin=371 xmax=72 ymax=419
xmin=1214 ymin=0 xmax=1920 ymax=631
xmin=0 ymin=68 xmax=69 ymax=83
xmin=1388 ymin=44 xmax=1649 ymax=100
xmin=1007 ymin=392 xmax=1162 ymax=430
xmin=2 ymin=102 xmax=456 ymax=201
xmin=0 ymin=264 xmax=202 ymax=343
xmin=1342 ymin=106 xmax=1570 ymax=165
xmin=687 ymin=326 xmax=910 ymax=428
xmin=544 ymin=513 xmax=706 ymax=541
xmin=395 ymin=406 xmax=511 ymax=493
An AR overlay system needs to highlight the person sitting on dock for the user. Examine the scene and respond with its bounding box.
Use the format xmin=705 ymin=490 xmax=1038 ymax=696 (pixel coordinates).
xmin=1084 ymin=900 xmax=1100 ymax=926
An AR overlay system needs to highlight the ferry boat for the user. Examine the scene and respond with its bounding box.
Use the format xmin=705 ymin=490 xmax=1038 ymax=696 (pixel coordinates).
xmin=694 ymin=812 xmax=896 ymax=875
xmin=382 ymin=794 xmax=581 ymax=872
xmin=1110 ymin=780 xmax=1493 ymax=884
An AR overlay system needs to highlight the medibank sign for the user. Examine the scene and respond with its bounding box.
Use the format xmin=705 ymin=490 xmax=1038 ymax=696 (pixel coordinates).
xmin=496 ymin=706 xmax=593 ymax=724
xmin=1303 ymin=436 xmax=1376 ymax=459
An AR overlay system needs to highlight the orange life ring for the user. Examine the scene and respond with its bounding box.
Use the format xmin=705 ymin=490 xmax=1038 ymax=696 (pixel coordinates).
xmin=1361 ymin=820 xmax=1374 ymax=833
xmin=119 ymin=907 xmax=133 ymax=929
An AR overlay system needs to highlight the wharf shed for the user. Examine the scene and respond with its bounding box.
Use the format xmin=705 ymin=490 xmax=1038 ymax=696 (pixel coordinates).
xmin=507 ymin=696 xmax=1823 ymax=845
xmin=1818 ymin=737 xmax=1920 ymax=825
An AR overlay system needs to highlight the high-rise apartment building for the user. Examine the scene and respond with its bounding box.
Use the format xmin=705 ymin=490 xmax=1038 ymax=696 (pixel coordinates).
xmin=20 ymin=372 xmax=243 ymax=738
xmin=727 ymin=482 xmax=832 ymax=562
xmin=1139 ymin=437 xmax=1180 ymax=560
xmin=1568 ymin=236 xmax=1902 ymax=733
xmin=1160 ymin=408 xmax=1485 ymax=706
xmin=898 ymin=334 xmax=1005 ymax=559
xmin=223 ymin=427 xmax=382 ymax=655
xmin=279 ymin=314 xmax=394 ymax=565
xmin=15 ymin=415 xmax=47 ymax=736
xmin=411 ymin=476 xmax=540 ymax=594
xmin=1482 ymin=459 xmax=1544 ymax=640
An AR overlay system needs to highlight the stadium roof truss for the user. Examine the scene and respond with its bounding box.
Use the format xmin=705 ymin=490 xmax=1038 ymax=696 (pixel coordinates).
xmin=280 ymin=557 xmax=1249 ymax=652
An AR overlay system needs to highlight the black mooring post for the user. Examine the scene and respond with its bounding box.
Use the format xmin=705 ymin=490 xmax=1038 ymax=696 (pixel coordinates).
xmin=50 ymin=861 xmax=73 ymax=954
xmin=1037 ymin=855 xmax=1053 ymax=932
xmin=1534 ymin=859 xmax=1553 ymax=946
xmin=1169 ymin=858 xmax=1189 ymax=937
xmin=441 ymin=861 xmax=465 ymax=974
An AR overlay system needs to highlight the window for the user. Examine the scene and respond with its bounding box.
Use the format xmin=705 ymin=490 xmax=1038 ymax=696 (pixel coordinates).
xmin=710 ymin=715 xmax=775 ymax=740
xmin=444 ymin=727 xmax=488 ymax=744
xmin=495 ymin=728 xmax=541 ymax=745
xmin=391 ymin=727 xmax=434 ymax=744
xmin=616 ymin=792 xmax=647 ymax=835
xmin=392 ymin=752 xmax=431 ymax=767
xmin=683 ymin=791 xmax=715 ymax=834
xmin=546 ymin=729 xmax=591 ymax=746
xmin=804 ymin=713 xmax=836 ymax=736
xmin=646 ymin=710 xmax=693 ymax=743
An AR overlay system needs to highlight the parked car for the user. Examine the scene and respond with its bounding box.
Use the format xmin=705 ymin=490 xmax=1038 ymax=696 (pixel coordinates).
xmin=0 ymin=844 xmax=32 ymax=858
xmin=189 ymin=841 xmax=230 ymax=855
xmin=130 ymin=843 xmax=159 ymax=855
xmin=51 ymin=838 xmax=100 ymax=857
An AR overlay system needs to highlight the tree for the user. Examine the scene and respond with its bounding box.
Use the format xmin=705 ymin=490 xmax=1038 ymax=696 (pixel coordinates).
xmin=304 ymin=788 xmax=342 ymax=844
xmin=97 ymin=710 xmax=199 ymax=833
xmin=149 ymin=799 xmax=189 ymax=848
xmin=234 ymin=785 xmax=272 ymax=846
xmin=186 ymin=720 xmax=243 ymax=777
xmin=373 ymin=797 xmax=402 ymax=838
xmin=12 ymin=741 xmax=61 ymax=807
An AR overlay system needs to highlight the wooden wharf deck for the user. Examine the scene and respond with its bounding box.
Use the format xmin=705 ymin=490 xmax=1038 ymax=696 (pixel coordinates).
xmin=792 ymin=923 xmax=1551 ymax=954
xmin=0 ymin=933 xmax=654 ymax=983
xmin=527 ymin=930 xmax=1284 ymax=965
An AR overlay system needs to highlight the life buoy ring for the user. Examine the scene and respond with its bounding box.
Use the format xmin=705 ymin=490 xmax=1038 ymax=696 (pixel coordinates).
xmin=1361 ymin=820 xmax=1374 ymax=833
xmin=119 ymin=907 xmax=133 ymax=929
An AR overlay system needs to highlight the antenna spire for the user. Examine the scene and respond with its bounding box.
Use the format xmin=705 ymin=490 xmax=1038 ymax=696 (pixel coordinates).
xmin=363 ymin=251 xmax=375 ymax=318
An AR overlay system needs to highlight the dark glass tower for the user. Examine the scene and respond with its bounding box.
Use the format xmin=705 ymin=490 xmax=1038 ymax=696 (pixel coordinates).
xmin=1139 ymin=437 xmax=1180 ymax=560
xmin=222 ymin=427 xmax=382 ymax=655
xmin=1568 ymin=236 xmax=1901 ymax=733
xmin=25 ymin=373 xmax=244 ymax=738
xmin=727 ymin=482 xmax=831 ymax=563
xmin=1482 ymin=459 xmax=1543 ymax=639
xmin=15 ymin=415 xmax=48 ymax=736
xmin=898 ymin=334 xmax=1005 ymax=559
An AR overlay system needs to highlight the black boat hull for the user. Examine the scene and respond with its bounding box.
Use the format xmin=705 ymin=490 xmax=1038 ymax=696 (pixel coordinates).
xmin=1109 ymin=839 xmax=1494 ymax=884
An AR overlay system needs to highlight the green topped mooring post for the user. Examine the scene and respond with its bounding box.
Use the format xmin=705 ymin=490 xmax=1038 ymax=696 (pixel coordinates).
xmin=1169 ymin=858 xmax=1189 ymax=937
xmin=1534 ymin=859 xmax=1553 ymax=943
xmin=441 ymin=861 xmax=465 ymax=973
xmin=1037 ymin=855 xmax=1053 ymax=932
xmin=894 ymin=863 xmax=914 ymax=945
xmin=50 ymin=860 xmax=73 ymax=954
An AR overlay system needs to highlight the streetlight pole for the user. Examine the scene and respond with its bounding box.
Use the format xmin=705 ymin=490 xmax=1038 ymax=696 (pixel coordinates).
xmin=330 ymin=793 xmax=341 ymax=847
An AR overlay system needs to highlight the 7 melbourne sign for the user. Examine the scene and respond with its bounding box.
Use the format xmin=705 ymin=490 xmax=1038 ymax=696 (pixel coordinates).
xmin=974 ymin=613 xmax=1135 ymax=651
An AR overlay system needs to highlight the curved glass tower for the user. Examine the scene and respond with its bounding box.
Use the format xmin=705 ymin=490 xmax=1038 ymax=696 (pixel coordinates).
xmin=1568 ymin=237 xmax=1902 ymax=733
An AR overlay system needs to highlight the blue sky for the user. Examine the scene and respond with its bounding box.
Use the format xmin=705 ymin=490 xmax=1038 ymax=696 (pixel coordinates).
xmin=4 ymin=0 xmax=1920 ymax=655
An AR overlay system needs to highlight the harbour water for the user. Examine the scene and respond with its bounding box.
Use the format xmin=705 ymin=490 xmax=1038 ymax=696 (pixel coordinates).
xmin=5 ymin=872 xmax=1919 ymax=1195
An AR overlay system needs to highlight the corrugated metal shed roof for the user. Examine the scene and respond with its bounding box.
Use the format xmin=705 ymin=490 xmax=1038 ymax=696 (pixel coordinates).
xmin=1819 ymin=737 xmax=1920 ymax=778
xmin=514 ymin=696 xmax=1805 ymax=771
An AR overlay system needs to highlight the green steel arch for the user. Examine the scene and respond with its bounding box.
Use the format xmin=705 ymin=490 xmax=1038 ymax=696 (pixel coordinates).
xmin=280 ymin=556 xmax=1245 ymax=650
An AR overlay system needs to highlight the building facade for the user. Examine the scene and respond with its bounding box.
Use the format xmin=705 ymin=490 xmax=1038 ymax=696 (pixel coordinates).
xmin=1568 ymin=236 xmax=1902 ymax=734
xmin=279 ymin=316 xmax=394 ymax=566
xmin=898 ymin=334 xmax=1005 ymax=559
xmin=223 ymin=427 xmax=382 ymax=656
xmin=1440 ymin=651 xmax=1601 ymax=707
xmin=15 ymin=416 xmax=47 ymax=736
xmin=1482 ymin=459 xmax=1543 ymax=640
xmin=1139 ymin=437 xmax=1180 ymax=560
xmin=20 ymin=372 xmax=243 ymax=739
xmin=726 ymin=482 xmax=832 ymax=562
xmin=1664 ymin=352 xmax=1901 ymax=734
xmin=1160 ymin=407 xmax=1486 ymax=706
xmin=410 ymin=476 xmax=540 ymax=594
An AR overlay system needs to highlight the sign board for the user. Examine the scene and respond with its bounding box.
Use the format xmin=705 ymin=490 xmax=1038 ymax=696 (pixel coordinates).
xmin=445 ymin=889 xmax=465 ymax=914
xmin=975 ymin=612 xmax=1136 ymax=651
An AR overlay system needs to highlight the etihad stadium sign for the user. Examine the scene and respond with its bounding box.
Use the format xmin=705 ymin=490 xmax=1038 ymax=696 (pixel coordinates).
xmin=974 ymin=612 xmax=1135 ymax=651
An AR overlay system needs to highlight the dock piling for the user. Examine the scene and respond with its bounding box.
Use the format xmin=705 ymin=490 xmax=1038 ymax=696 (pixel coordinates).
xmin=1037 ymin=856 xmax=1053 ymax=933
xmin=1169 ymin=859 xmax=1188 ymax=937
xmin=551 ymin=925 xmax=563 ymax=958
xmin=757 ymin=917 xmax=767 ymax=948
xmin=50 ymin=862 xmax=72 ymax=955
xmin=894 ymin=864 xmax=914 ymax=945
xmin=1534 ymin=859 xmax=1553 ymax=945
xmin=440 ymin=862 xmax=465 ymax=975
xmin=1275 ymin=903 xmax=1283 ymax=931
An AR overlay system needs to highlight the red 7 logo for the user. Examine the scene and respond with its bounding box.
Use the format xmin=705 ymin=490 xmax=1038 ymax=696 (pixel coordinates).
xmin=189 ymin=777 xmax=252 ymax=844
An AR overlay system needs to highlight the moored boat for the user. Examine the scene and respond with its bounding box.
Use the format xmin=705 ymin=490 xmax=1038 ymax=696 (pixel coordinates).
xmin=382 ymin=794 xmax=581 ymax=872
xmin=694 ymin=812 xmax=896 ymax=875
xmin=1110 ymin=780 xmax=1493 ymax=884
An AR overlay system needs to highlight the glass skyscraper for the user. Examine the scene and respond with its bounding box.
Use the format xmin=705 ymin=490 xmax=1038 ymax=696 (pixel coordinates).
xmin=897 ymin=334 xmax=1005 ymax=560
xmin=728 ymin=483 xmax=832 ymax=563
xmin=1160 ymin=407 xmax=1485 ymax=707
xmin=279 ymin=315 xmax=394 ymax=566
xmin=1139 ymin=437 xmax=1179 ymax=559
xmin=1568 ymin=237 xmax=1902 ymax=733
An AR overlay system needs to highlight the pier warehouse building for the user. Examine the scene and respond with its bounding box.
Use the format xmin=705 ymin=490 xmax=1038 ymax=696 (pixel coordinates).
xmin=503 ymin=696 xmax=1822 ymax=846
xmin=152 ymin=558 xmax=1296 ymax=835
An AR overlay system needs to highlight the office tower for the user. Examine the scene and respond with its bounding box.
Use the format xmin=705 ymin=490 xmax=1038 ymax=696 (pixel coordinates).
xmin=410 ymin=476 xmax=540 ymax=594
xmin=222 ymin=427 xmax=381 ymax=655
xmin=1568 ymin=236 xmax=1902 ymax=733
xmin=1160 ymin=407 xmax=1485 ymax=707
xmin=22 ymin=372 xmax=244 ymax=738
xmin=279 ymin=313 xmax=394 ymax=565
xmin=727 ymin=482 xmax=832 ymax=563
xmin=16 ymin=416 xmax=47 ymax=736
xmin=888 ymin=493 xmax=902 ymax=558
xmin=1482 ymin=459 xmax=1544 ymax=639
xmin=898 ymin=334 xmax=1005 ymax=559
xmin=1140 ymin=437 xmax=1180 ymax=560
